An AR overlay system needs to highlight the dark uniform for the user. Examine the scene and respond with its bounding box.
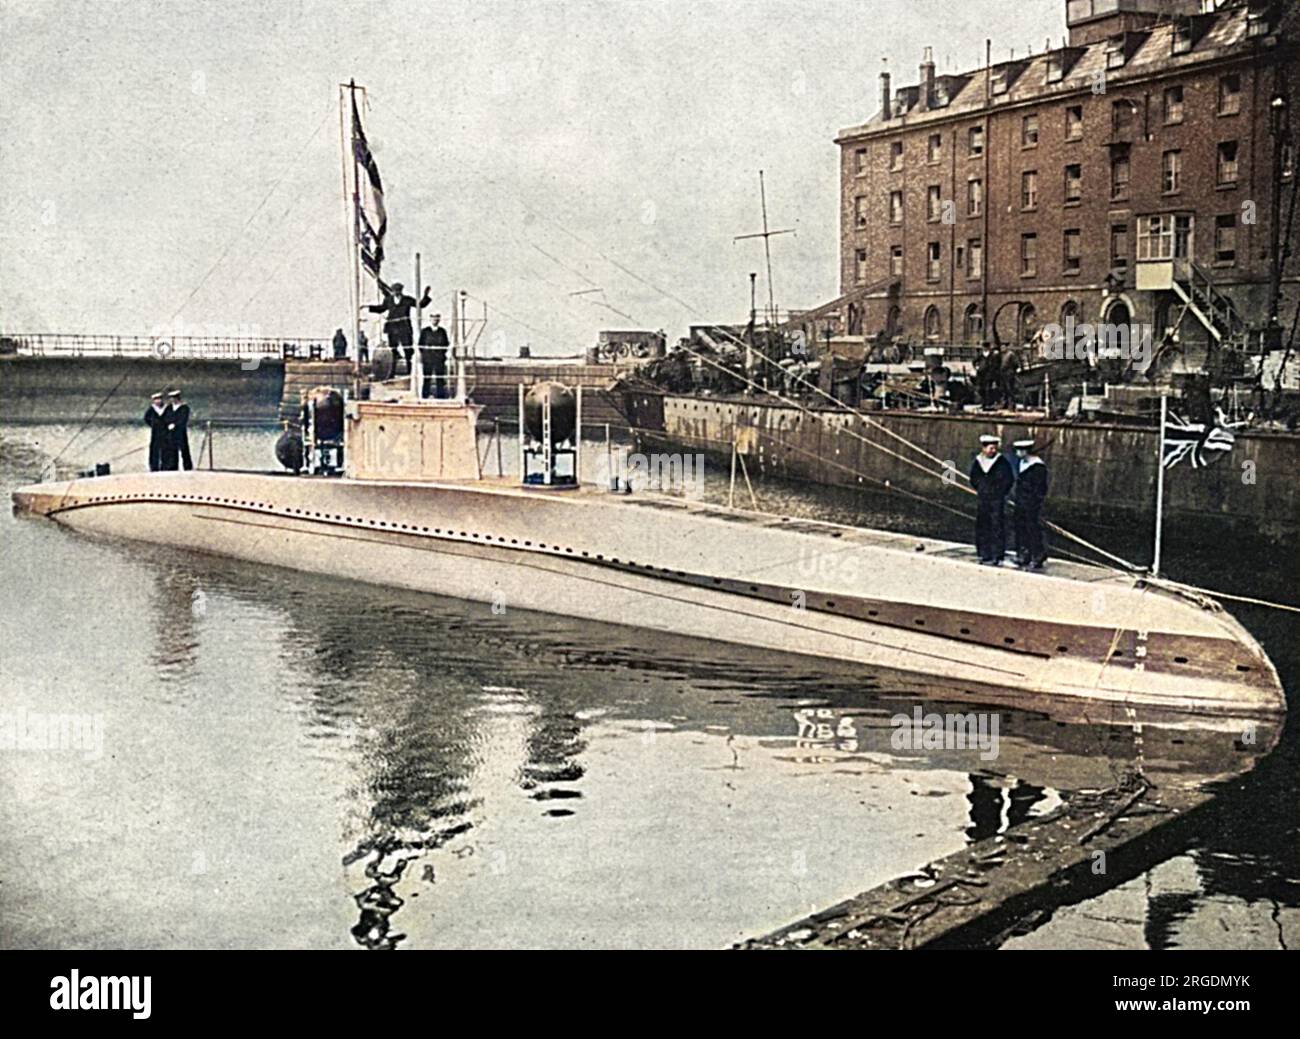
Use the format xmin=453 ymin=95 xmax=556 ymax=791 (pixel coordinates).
xmin=169 ymin=397 xmax=193 ymax=471
xmin=969 ymin=450 xmax=1014 ymax=564
xmin=332 ymin=328 xmax=348 ymax=360
xmin=367 ymin=283 xmax=432 ymax=371
xmin=144 ymin=400 xmax=171 ymax=472
xmin=418 ymin=323 xmax=450 ymax=399
xmin=1013 ymin=456 xmax=1050 ymax=569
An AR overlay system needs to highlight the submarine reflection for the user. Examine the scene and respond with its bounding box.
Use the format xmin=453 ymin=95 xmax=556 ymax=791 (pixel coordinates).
xmin=226 ymin=565 xmax=1278 ymax=950
xmin=3 ymin=425 xmax=1290 ymax=950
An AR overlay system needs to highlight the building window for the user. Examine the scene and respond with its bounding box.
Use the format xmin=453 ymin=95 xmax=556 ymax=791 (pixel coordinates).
xmin=924 ymin=305 xmax=942 ymax=340
xmin=1111 ymin=150 xmax=1131 ymax=201
xmin=1112 ymin=99 xmax=1134 ymax=136
xmin=1162 ymin=150 xmax=1182 ymax=194
xmin=1064 ymin=228 xmax=1082 ymax=274
xmin=889 ymin=190 xmax=904 ymax=224
xmin=967 ymin=178 xmax=983 ymax=217
xmin=886 ymin=306 xmax=902 ymax=337
xmin=890 ymin=140 xmax=904 ymax=171
xmin=927 ymin=242 xmax=941 ymax=281
xmin=927 ymin=133 xmax=942 ymax=164
xmin=1172 ymin=21 xmax=1193 ymax=56
xmin=1064 ymin=163 xmax=1082 ymax=204
xmin=968 ymin=238 xmax=983 ymax=279
xmin=1218 ymin=141 xmax=1239 ymax=185
xmin=1164 ymin=85 xmax=1185 ymax=125
xmin=1137 ymin=213 xmax=1194 ymax=261
xmin=1111 ymin=222 xmax=1130 ymax=273
xmin=927 ymin=184 xmax=943 ymax=222
xmin=1215 ymin=214 xmax=1238 ymax=265
xmin=1021 ymin=170 xmax=1038 ymax=210
xmin=1066 ymin=105 xmax=1084 ymax=141
xmin=855 ymin=147 xmax=869 ymax=175
xmin=1022 ymin=113 xmax=1040 ymax=148
xmin=855 ymin=248 xmax=869 ymax=284
xmin=890 ymin=245 xmax=904 ymax=277
xmin=968 ymin=125 xmax=984 ymax=156
xmin=1018 ymin=303 xmax=1038 ymax=343
xmin=854 ymin=196 xmax=869 ymax=229
xmin=964 ymin=303 xmax=984 ymax=343
xmin=1219 ymin=73 xmax=1242 ymax=116
xmin=1021 ymin=233 xmax=1038 ymax=277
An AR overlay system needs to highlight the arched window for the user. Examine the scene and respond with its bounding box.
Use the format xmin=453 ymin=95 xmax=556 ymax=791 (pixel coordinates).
xmin=847 ymin=303 xmax=862 ymax=336
xmin=963 ymin=304 xmax=984 ymax=344
xmin=1060 ymin=300 xmax=1080 ymax=326
xmin=924 ymin=305 xmax=942 ymax=341
xmin=886 ymin=305 xmax=902 ymax=337
xmin=1017 ymin=303 xmax=1038 ymax=344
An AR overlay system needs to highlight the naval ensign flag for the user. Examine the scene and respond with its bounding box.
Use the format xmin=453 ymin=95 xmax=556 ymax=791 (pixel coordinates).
xmin=351 ymin=92 xmax=386 ymax=279
xmin=1161 ymin=408 xmax=1241 ymax=471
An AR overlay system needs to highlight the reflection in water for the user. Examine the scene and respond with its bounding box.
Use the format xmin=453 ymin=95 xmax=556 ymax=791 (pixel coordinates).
xmin=149 ymin=565 xmax=202 ymax=682
xmin=1 ymin=423 xmax=1295 ymax=949
xmin=965 ymin=775 xmax=1050 ymax=844
xmin=251 ymin=567 xmax=1279 ymax=949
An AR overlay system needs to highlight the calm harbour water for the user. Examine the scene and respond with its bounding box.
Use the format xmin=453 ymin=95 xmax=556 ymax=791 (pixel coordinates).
xmin=1 ymin=421 xmax=1296 ymax=950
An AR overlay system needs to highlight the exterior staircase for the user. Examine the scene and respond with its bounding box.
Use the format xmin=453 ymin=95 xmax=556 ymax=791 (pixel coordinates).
xmin=1170 ymin=259 xmax=1249 ymax=351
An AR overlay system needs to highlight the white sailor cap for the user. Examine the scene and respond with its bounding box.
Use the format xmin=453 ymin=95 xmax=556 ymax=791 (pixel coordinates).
xmin=1013 ymin=438 xmax=1037 ymax=449
xmin=979 ymin=434 xmax=1000 ymax=445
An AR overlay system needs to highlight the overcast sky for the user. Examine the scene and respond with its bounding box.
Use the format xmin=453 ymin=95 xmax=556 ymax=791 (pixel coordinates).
xmin=0 ymin=0 xmax=1060 ymax=354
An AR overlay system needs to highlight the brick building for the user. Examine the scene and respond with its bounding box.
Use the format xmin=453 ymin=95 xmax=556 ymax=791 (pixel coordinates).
xmin=828 ymin=0 xmax=1299 ymax=372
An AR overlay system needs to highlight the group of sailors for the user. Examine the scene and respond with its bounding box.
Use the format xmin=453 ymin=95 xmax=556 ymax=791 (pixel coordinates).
xmin=142 ymin=389 xmax=193 ymax=472
xmin=327 ymin=282 xmax=453 ymax=398
xmin=369 ymin=281 xmax=453 ymax=399
xmin=969 ymin=434 xmax=1049 ymax=571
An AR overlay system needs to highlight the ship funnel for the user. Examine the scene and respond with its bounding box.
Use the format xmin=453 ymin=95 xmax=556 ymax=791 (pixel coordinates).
xmin=519 ymin=381 xmax=581 ymax=488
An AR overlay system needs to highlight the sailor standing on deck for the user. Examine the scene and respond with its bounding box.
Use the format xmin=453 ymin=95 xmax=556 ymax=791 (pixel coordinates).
xmin=1012 ymin=438 xmax=1049 ymax=571
xmin=418 ymin=314 xmax=450 ymax=399
xmin=367 ymin=280 xmax=432 ymax=373
xmin=167 ymin=388 xmax=193 ymax=471
xmin=969 ymin=434 xmax=1014 ymax=566
xmin=144 ymin=392 xmax=170 ymax=472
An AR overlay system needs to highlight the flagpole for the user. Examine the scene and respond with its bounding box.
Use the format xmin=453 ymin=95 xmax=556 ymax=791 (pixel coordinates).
xmin=337 ymin=84 xmax=356 ymax=364
xmin=1152 ymin=392 xmax=1168 ymax=577
xmin=412 ymin=252 xmax=422 ymax=397
xmin=342 ymin=80 xmax=366 ymax=369
xmin=352 ymin=86 xmax=364 ymax=370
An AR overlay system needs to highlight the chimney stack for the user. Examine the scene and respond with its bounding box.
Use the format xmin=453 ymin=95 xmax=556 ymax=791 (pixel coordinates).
xmin=919 ymin=46 xmax=936 ymax=111
xmin=879 ymin=60 xmax=892 ymax=120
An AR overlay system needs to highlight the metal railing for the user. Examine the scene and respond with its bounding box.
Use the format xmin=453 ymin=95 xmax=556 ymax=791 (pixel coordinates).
xmin=0 ymin=332 xmax=330 ymax=360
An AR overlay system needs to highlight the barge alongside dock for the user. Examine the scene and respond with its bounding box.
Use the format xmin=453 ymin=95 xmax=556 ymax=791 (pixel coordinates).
xmin=622 ymin=388 xmax=1300 ymax=537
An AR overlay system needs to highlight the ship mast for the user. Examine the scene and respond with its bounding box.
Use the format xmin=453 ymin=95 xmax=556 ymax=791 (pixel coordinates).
xmin=734 ymin=170 xmax=794 ymax=372
xmin=339 ymin=79 xmax=367 ymax=363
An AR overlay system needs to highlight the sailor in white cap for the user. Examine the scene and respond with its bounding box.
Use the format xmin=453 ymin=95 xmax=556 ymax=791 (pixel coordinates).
xmin=1012 ymin=437 xmax=1049 ymax=570
xmin=167 ymin=388 xmax=193 ymax=471
xmin=143 ymin=391 xmax=171 ymax=472
xmin=969 ymin=433 xmax=1014 ymax=565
